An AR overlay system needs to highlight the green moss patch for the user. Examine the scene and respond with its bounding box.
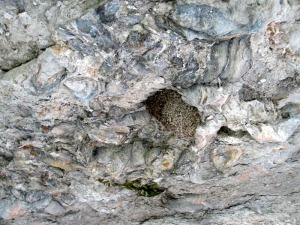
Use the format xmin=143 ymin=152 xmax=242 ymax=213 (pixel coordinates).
xmin=97 ymin=178 xmax=164 ymax=197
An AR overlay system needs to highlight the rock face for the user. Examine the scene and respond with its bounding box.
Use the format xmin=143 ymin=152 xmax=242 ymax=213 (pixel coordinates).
xmin=0 ymin=0 xmax=300 ymax=224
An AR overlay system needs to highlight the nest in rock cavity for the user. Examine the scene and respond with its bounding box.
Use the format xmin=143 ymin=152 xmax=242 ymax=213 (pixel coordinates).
xmin=145 ymin=89 xmax=200 ymax=137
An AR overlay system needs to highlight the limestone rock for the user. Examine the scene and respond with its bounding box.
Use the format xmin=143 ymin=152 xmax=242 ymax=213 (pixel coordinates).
xmin=0 ymin=0 xmax=300 ymax=224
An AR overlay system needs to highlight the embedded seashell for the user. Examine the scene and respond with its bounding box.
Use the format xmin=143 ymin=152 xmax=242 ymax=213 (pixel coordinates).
xmin=219 ymin=37 xmax=251 ymax=82
xmin=30 ymin=63 xmax=66 ymax=94
xmin=201 ymin=40 xmax=229 ymax=83
xmin=194 ymin=114 xmax=225 ymax=151
xmin=64 ymin=77 xmax=99 ymax=99
xmin=50 ymin=123 xmax=74 ymax=136
xmin=166 ymin=4 xmax=260 ymax=41
xmin=212 ymin=145 xmax=243 ymax=171
xmin=183 ymin=85 xmax=229 ymax=112
xmin=107 ymin=156 xmax=125 ymax=176
xmin=201 ymin=37 xmax=251 ymax=84
xmin=107 ymin=148 xmax=131 ymax=176
xmin=171 ymin=4 xmax=239 ymax=37
xmin=245 ymin=118 xmax=300 ymax=143
xmin=84 ymin=123 xmax=130 ymax=145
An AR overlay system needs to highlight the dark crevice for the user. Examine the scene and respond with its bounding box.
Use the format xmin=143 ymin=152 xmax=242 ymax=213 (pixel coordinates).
xmin=0 ymin=46 xmax=53 ymax=74
xmin=217 ymin=126 xmax=249 ymax=138
xmin=97 ymin=178 xmax=165 ymax=197
xmin=1 ymin=68 xmax=9 ymax=73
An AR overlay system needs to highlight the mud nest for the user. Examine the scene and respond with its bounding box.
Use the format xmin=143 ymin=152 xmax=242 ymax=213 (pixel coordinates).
xmin=145 ymin=89 xmax=200 ymax=137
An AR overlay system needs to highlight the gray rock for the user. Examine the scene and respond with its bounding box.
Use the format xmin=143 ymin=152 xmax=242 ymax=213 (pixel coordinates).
xmin=0 ymin=0 xmax=299 ymax=224
xmin=44 ymin=200 xmax=66 ymax=216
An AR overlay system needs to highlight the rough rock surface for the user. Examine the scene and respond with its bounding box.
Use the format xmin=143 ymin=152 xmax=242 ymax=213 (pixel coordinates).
xmin=0 ymin=0 xmax=300 ymax=224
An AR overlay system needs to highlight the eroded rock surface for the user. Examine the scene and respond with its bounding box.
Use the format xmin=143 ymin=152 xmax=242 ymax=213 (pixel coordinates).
xmin=0 ymin=0 xmax=300 ymax=224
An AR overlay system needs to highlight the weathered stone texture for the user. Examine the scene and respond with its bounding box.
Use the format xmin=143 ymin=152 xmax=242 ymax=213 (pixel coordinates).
xmin=0 ymin=0 xmax=300 ymax=224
